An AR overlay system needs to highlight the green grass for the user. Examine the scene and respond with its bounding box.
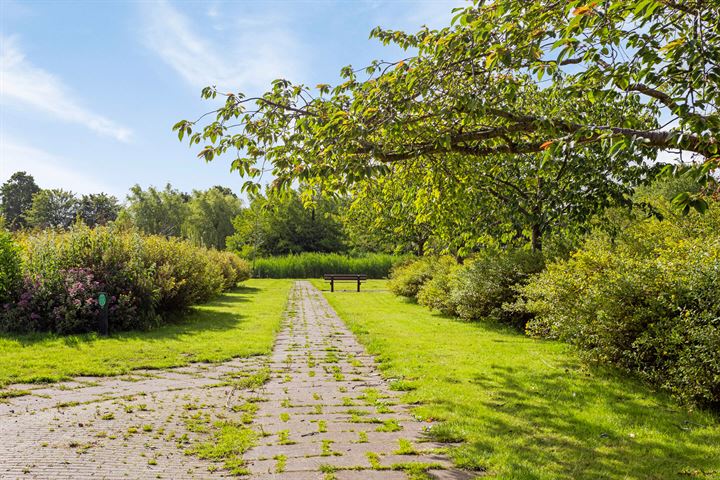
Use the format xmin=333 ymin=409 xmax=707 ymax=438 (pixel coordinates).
xmin=252 ymin=252 xmax=405 ymax=278
xmin=312 ymin=279 xmax=720 ymax=480
xmin=0 ymin=279 xmax=292 ymax=387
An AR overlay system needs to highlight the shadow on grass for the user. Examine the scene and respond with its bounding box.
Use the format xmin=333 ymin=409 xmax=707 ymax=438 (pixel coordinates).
xmin=429 ymin=347 xmax=720 ymax=479
xmin=3 ymin=286 xmax=263 ymax=348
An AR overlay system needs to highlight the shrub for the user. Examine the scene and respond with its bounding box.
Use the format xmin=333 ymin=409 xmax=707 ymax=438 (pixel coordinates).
xmin=1 ymin=225 xmax=241 ymax=334
xmin=521 ymin=208 xmax=720 ymax=406
xmin=142 ymin=235 xmax=224 ymax=313
xmin=16 ymin=225 xmax=158 ymax=332
xmin=388 ymin=257 xmax=436 ymax=299
xmin=416 ymin=256 xmax=460 ymax=315
xmin=252 ymin=252 xmax=400 ymax=278
xmin=450 ymin=249 xmax=545 ymax=326
xmin=211 ymin=251 xmax=252 ymax=289
xmin=0 ymin=228 xmax=21 ymax=303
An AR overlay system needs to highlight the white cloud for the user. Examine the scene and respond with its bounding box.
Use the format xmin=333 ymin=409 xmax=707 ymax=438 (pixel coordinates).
xmin=0 ymin=36 xmax=132 ymax=142
xmin=140 ymin=0 xmax=305 ymax=92
xmin=363 ymin=0 xmax=469 ymax=31
xmin=0 ymin=137 xmax=120 ymax=196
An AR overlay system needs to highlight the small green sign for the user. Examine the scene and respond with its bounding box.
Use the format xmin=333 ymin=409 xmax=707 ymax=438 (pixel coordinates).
xmin=98 ymin=293 xmax=107 ymax=308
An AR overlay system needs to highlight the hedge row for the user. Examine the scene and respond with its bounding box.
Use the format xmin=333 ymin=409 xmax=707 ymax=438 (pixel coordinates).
xmin=389 ymin=249 xmax=544 ymax=327
xmin=0 ymin=225 xmax=251 ymax=334
xmin=252 ymin=252 xmax=402 ymax=278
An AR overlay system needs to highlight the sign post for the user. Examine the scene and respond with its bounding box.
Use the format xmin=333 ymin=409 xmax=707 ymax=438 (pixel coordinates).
xmin=98 ymin=292 xmax=109 ymax=336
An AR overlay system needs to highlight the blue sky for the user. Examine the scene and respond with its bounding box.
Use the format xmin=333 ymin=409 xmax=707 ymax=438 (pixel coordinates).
xmin=0 ymin=0 xmax=465 ymax=200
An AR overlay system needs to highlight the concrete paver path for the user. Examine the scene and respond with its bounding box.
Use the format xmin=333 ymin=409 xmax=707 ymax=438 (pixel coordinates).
xmin=242 ymin=281 xmax=474 ymax=479
xmin=0 ymin=281 xmax=475 ymax=480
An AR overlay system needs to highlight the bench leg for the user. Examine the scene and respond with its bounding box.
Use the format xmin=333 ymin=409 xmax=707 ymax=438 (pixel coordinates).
xmin=331 ymin=279 xmax=334 ymax=292
xmin=357 ymin=278 xmax=360 ymax=292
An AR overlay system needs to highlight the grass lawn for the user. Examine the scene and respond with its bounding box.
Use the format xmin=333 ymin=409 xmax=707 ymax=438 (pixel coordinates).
xmin=313 ymin=279 xmax=720 ymax=480
xmin=0 ymin=279 xmax=293 ymax=387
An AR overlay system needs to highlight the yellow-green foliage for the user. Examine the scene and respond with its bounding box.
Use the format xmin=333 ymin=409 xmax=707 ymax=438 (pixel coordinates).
xmin=209 ymin=250 xmax=252 ymax=289
xmin=522 ymin=206 xmax=720 ymax=406
xmin=388 ymin=257 xmax=436 ymax=298
xmin=416 ymin=256 xmax=459 ymax=314
xmin=450 ymin=249 xmax=544 ymax=326
xmin=0 ymin=227 xmax=21 ymax=303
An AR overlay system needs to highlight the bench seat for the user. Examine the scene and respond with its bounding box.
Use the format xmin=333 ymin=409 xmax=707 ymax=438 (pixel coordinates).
xmin=323 ymin=273 xmax=367 ymax=292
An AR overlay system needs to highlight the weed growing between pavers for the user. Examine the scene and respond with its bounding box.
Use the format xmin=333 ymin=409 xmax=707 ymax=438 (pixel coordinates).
xmin=277 ymin=429 xmax=296 ymax=445
xmin=395 ymin=439 xmax=419 ymax=455
xmin=274 ymin=454 xmax=287 ymax=473
xmin=185 ymin=419 xmax=257 ymax=475
xmin=321 ymin=439 xmax=341 ymax=456
xmin=376 ymin=419 xmax=402 ymax=432
xmin=0 ymin=389 xmax=30 ymax=400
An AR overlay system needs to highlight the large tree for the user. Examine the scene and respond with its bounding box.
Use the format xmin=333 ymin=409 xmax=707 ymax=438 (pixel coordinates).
xmin=124 ymin=184 xmax=190 ymax=237
xmin=0 ymin=172 xmax=41 ymax=230
xmin=25 ymin=189 xmax=78 ymax=230
xmin=182 ymin=187 xmax=243 ymax=249
xmin=78 ymin=193 xmax=120 ymax=227
xmin=175 ymin=0 xmax=717 ymax=213
xmin=345 ymin=171 xmax=436 ymax=256
xmin=227 ymin=189 xmax=346 ymax=256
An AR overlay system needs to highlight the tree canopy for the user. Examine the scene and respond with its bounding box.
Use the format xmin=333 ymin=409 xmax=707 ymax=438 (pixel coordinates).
xmin=227 ymin=188 xmax=346 ymax=257
xmin=183 ymin=187 xmax=243 ymax=249
xmin=25 ymin=189 xmax=78 ymax=230
xmin=0 ymin=172 xmax=40 ymax=230
xmin=175 ymin=0 xmax=718 ymax=214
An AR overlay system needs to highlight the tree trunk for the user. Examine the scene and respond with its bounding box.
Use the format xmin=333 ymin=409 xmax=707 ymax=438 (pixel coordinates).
xmin=416 ymin=237 xmax=425 ymax=257
xmin=530 ymin=224 xmax=542 ymax=252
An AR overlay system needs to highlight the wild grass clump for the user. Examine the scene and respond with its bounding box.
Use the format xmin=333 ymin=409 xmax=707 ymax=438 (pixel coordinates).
xmin=252 ymin=252 xmax=401 ymax=278
xmin=1 ymin=224 xmax=251 ymax=334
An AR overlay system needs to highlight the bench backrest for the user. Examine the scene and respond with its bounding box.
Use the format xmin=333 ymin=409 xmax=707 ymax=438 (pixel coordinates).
xmin=323 ymin=274 xmax=368 ymax=281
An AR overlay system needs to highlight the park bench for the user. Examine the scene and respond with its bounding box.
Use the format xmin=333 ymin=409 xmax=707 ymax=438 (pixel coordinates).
xmin=323 ymin=273 xmax=367 ymax=292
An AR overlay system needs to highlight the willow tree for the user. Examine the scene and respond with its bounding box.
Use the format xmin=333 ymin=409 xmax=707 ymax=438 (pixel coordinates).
xmin=175 ymin=0 xmax=718 ymax=225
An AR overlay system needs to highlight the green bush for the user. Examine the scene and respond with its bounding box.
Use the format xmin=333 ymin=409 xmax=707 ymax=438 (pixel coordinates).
xmin=521 ymin=208 xmax=720 ymax=406
xmin=416 ymin=256 xmax=460 ymax=314
xmin=252 ymin=252 xmax=400 ymax=278
xmin=450 ymin=249 xmax=545 ymax=326
xmin=0 ymin=228 xmax=21 ymax=304
xmin=388 ymin=257 xmax=436 ymax=299
xmin=211 ymin=250 xmax=252 ymax=289
xmin=142 ymin=235 xmax=224 ymax=313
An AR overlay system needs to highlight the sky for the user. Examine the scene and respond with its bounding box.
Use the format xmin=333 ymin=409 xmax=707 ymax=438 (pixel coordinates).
xmin=0 ymin=0 xmax=466 ymax=200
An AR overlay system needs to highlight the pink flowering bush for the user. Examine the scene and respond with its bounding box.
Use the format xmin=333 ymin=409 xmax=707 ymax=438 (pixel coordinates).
xmin=1 ymin=224 xmax=249 ymax=334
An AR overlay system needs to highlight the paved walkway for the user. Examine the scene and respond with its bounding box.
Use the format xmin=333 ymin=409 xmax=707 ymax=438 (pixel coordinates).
xmin=0 ymin=281 xmax=475 ymax=480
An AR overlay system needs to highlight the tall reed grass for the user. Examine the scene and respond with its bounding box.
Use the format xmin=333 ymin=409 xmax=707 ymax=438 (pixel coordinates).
xmin=252 ymin=253 xmax=404 ymax=278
